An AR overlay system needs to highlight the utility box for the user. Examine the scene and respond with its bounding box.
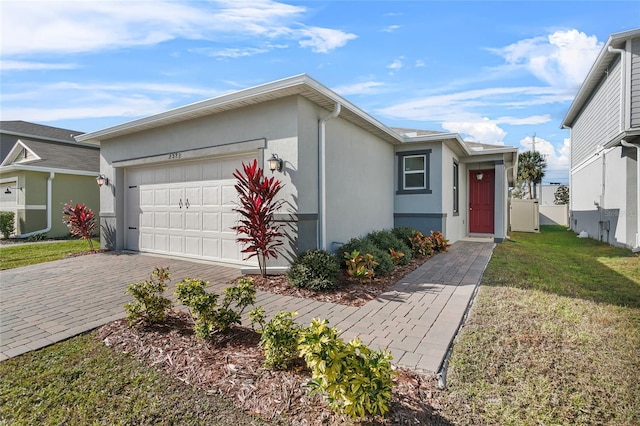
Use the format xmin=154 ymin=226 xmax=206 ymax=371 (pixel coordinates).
xmin=510 ymin=199 xmax=540 ymax=233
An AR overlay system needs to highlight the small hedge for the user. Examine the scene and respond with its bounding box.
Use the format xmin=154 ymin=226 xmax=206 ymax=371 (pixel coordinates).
xmin=0 ymin=211 xmax=15 ymax=239
xmin=338 ymin=237 xmax=394 ymax=276
xmin=367 ymin=230 xmax=412 ymax=265
xmin=391 ymin=226 xmax=419 ymax=248
xmin=286 ymin=249 xmax=341 ymax=291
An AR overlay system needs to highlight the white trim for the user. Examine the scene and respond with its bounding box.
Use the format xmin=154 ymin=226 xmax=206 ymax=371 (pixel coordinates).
xmin=112 ymin=138 xmax=266 ymax=168
xmin=15 ymin=205 xmax=47 ymax=210
xmin=403 ymin=154 xmax=427 ymax=190
xmin=0 ymin=176 xmax=19 ymax=184
xmin=0 ymin=140 xmax=41 ymax=167
xmin=0 ymin=164 xmax=97 ymax=176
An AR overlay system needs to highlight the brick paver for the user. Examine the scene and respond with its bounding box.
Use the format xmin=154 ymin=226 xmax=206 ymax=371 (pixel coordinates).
xmin=1 ymin=241 xmax=494 ymax=374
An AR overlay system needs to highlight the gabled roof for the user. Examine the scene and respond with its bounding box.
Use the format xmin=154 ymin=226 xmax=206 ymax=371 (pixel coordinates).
xmin=76 ymin=73 xmax=516 ymax=180
xmin=0 ymin=120 xmax=85 ymax=143
xmin=561 ymin=28 xmax=640 ymax=128
xmin=0 ymin=138 xmax=99 ymax=173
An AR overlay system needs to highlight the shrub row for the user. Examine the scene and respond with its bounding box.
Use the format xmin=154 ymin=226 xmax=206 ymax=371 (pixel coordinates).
xmin=124 ymin=268 xmax=394 ymax=420
xmin=286 ymin=227 xmax=450 ymax=290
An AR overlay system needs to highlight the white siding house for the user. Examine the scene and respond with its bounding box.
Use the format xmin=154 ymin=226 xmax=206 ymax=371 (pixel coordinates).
xmin=562 ymin=29 xmax=640 ymax=252
xmin=78 ymin=75 xmax=517 ymax=270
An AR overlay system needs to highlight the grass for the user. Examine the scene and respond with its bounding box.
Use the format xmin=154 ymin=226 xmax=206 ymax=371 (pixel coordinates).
xmin=442 ymin=226 xmax=640 ymax=425
xmin=0 ymin=239 xmax=99 ymax=270
xmin=0 ymin=332 xmax=266 ymax=425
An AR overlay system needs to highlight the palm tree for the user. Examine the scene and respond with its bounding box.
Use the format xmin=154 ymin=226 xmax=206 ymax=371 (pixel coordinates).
xmin=517 ymin=151 xmax=547 ymax=199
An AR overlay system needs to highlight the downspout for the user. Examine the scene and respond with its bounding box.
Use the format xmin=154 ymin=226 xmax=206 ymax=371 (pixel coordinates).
xmin=318 ymin=102 xmax=341 ymax=250
xmin=621 ymin=140 xmax=640 ymax=252
xmin=16 ymin=172 xmax=55 ymax=238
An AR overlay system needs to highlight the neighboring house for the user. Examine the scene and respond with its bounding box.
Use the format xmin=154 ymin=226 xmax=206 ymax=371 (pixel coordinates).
xmin=0 ymin=121 xmax=100 ymax=238
xmin=561 ymin=28 xmax=640 ymax=252
xmin=77 ymin=74 xmax=517 ymax=269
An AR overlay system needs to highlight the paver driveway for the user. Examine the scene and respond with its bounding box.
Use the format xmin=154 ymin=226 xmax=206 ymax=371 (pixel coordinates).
xmin=1 ymin=241 xmax=495 ymax=374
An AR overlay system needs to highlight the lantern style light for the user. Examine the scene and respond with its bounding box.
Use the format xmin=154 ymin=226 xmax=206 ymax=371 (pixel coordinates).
xmin=268 ymin=153 xmax=284 ymax=173
xmin=476 ymin=171 xmax=484 ymax=181
xmin=96 ymin=174 xmax=109 ymax=187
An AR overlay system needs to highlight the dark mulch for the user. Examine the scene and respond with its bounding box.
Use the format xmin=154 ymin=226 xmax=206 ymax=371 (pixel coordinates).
xmin=97 ymin=311 xmax=453 ymax=425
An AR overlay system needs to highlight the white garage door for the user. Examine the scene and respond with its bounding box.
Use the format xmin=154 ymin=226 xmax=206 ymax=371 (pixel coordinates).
xmin=125 ymin=154 xmax=257 ymax=266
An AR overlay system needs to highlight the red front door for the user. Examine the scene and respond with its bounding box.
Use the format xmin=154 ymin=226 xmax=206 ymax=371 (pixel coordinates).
xmin=469 ymin=169 xmax=494 ymax=234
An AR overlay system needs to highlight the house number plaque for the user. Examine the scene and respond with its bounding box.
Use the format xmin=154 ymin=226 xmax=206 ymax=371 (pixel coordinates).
xmin=168 ymin=152 xmax=182 ymax=159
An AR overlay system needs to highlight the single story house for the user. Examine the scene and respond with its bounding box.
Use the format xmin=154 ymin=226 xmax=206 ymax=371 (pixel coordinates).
xmin=0 ymin=121 xmax=100 ymax=238
xmin=561 ymin=28 xmax=640 ymax=252
xmin=77 ymin=74 xmax=517 ymax=269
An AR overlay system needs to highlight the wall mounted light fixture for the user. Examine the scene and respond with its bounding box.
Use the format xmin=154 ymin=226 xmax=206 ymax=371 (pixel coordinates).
xmin=476 ymin=171 xmax=484 ymax=181
xmin=96 ymin=174 xmax=109 ymax=187
xmin=3 ymin=186 xmax=21 ymax=194
xmin=268 ymin=153 xmax=284 ymax=173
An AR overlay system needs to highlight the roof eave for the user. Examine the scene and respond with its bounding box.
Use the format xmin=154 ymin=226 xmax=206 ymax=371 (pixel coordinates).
xmin=561 ymin=28 xmax=640 ymax=129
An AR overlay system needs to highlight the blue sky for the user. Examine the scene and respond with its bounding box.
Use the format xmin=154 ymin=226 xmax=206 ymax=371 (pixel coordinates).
xmin=2 ymin=1 xmax=639 ymax=185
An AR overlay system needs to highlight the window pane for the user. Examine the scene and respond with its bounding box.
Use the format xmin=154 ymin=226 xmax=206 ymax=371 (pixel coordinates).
xmin=405 ymin=172 xmax=425 ymax=189
xmin=404 ymin=156 xmax=425 ymax=172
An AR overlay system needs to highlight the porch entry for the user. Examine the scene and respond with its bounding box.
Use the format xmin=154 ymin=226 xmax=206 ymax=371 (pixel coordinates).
xmin=469 ymin=169 xmax=494 ymax=234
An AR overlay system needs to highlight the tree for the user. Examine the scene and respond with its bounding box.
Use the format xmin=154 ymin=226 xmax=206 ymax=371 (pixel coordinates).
xmin=232 ymin=160 xmax=285 ymax=278
xmin=517 ymin=151 xmax=547 ymax=199
xmin=554 ymin=185 xmax=569 ymax=205
xmin=62 ymin=202 xmax=96 ymax=250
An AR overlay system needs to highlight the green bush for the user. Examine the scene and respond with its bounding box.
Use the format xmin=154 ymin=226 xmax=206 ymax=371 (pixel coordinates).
xmin=286 ymin=249 xmax=341 ymax=291
xmin=298 ymin=319 xmax=395 ymax=419
xmin=367 ymin=230 xmax=412 ymax=265
xmin=391 ymin=226 xmax=419 ymax=248
xmin=0 ymin=211 xmax=15 ymax=239
xmin=174 ymin=277 xmax=256 ymax=339
xmin=124 ymin=267 xmax=173 ymax=326
xmin=338 ymin=237 xmax=394 ymax=276
xmin=430 ymin=230 xmax=450 ymax=252
xmin=250 ymin=309 xmax=301 ymax=370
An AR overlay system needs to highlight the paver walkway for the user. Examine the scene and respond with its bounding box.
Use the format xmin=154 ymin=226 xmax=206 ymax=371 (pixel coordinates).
xmin=0 ymin=241 xmax=494 ymax=373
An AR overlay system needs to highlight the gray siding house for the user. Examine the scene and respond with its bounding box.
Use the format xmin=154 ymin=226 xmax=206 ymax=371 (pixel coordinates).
xmin=0 ymin=121 xmax=100 ymax=238
xmin=77 ymin=75 xmax=517 ymax=269
xmin=562 ymin=28 xmax=640 ymax=252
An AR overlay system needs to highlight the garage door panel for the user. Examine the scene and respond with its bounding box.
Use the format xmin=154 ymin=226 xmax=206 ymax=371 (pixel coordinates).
xmin=126 ymin=153 xmax=257 ymax=266
xmin=202 ymin=212 xmax=220 ymax=232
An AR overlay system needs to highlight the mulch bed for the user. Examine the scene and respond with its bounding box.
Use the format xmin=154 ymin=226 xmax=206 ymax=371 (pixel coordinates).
xmin=96 ymin=252 xmax=455 ymax=424
xmin=97 ymin=311 xmax=450 ymax=425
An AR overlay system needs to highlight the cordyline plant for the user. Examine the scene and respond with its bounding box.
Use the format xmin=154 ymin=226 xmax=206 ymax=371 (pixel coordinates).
xmin=62 ymin=202 xmax=96 ymax=251
xmin=232 ymin=159 xmax=285 ymax=278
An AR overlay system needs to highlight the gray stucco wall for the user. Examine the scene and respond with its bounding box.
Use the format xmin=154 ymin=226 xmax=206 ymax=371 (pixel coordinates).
xmin=570 ymin=146 xmax=637 ymax=248
xmin=324 ymin=110 xmax=395 ymax=249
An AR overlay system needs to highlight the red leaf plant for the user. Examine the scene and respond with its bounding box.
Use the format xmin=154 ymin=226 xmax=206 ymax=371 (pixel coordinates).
xmin=232 ymin=160 xmax=285 ymax=278
xmin=62 ymin=202 xmax=96 ymax=251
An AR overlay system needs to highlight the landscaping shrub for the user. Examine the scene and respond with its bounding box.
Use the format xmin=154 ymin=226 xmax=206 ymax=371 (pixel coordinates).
xmin=298 ymin=319 xmax=396 ymax=419
xmin=124 ymin=267 xmax=173 ymax=326
xmin=175 ymin=277 xmax=256 ymax=339
xmin=366 ymin=230 xmax=412 ymax=265
xmin=391 ymin=226 xmax=419 ymax=248
xmin=62 ymin=202 xmax=96 ymax=250
xmin=409 ymin=231 xmax=434 ymax=257
xmin=286 ymin=249 xmax=340 ymax=291
xmin=430 ymin=230 xmax=450 ymax=252
xmin=0 ymin=211 xmax=15 ymax=239
xmin=249 ymin=308 xmax=301 ymax=370
xmin=344 ymin=250 xmax=377 ymax=284
xmin=338 ymin=237 xmax=394 ymax=276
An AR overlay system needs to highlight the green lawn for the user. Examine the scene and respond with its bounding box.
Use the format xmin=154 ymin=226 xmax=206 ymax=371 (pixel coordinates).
xmin=0 ymin=333 xmax=266 ymax=425
xmin=0 ymin=239 xmax=99 ymax=270
xmin=441 ymin=226 xmax=640 ymax=425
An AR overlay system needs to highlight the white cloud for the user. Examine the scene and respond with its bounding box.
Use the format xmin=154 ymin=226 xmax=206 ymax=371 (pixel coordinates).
xmin=382 ymin=25 xmax=400 ymax=33
xmin=332 ymin=81 xmax=385 ymax=96
xmin=190 ymin=47 xmax=271 ymax=59
xmin=415 ymin=59 xmax=425 ymax=68
xmin=0 ymin=0 xmax=355 ymax=57
xmin=298 ymin=26 xmax=358 ymax=53
xmin=519 ymin=135 xmax=570 ymax=172
xmin=387 ymin=57 xmax=404 ymax=73
xmin=491 ymin=29 xmax=602 ymax=89
xmin=0 ymin=60 xmax=79 ymax=71
xmin=443 ymin=119 xmax=507 ymax=145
